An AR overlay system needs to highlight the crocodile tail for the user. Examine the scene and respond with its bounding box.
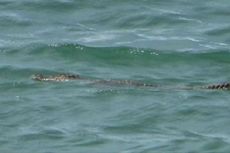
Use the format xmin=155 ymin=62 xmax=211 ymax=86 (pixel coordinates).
xmin=206 ymin=83 xmax=230 ymax=90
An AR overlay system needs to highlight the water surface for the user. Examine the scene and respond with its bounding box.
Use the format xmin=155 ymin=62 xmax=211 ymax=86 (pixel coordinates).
xmin=0 ymin=0 xmax=230 ymax=153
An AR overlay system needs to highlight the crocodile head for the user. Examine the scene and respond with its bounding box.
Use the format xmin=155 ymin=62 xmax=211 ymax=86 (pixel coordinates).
xmin=32 ymin=74 xmax=45 ymax=81
xmin=32 ymin=74 xmax=80 ymax=81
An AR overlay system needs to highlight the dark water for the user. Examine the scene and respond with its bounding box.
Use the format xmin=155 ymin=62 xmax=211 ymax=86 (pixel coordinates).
xmin=0 ymin=0 xmax=230 ymax=153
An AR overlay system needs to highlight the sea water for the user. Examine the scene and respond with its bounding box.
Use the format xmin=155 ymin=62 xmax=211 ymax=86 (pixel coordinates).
xmin=0 ymin=0 xmax=230 ymax=152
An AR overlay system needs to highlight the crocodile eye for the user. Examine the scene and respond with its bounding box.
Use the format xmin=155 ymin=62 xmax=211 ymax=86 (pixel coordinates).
xmin=69 ymin=74 xmax=80 ymax=79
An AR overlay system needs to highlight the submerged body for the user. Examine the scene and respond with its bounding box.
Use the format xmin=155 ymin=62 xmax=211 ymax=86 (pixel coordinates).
xmin=32 ymin=74 xmax=230 ymax=90
xmin=32 ymin=74 xmax=156 ymax=87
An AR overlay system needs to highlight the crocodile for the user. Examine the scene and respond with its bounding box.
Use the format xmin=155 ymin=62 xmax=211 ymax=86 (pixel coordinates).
xmin=32 ymin=73 xmax=230 ymax=90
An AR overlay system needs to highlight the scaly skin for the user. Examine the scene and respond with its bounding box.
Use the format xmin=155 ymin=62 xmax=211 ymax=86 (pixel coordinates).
xmin=32 ymin=73 xmax=156 ymax=87
xmin=206 ymin=83 xmax=230 ymax=90
xmin=32 ymin=74 xmax=230 ymax=90
xmin=32 ymin=74 xmax=80 ymax=82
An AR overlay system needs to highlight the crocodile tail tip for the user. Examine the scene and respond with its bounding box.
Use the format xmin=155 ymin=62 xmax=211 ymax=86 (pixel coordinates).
xmin=207 ymin=83 xmax=230 ymax=90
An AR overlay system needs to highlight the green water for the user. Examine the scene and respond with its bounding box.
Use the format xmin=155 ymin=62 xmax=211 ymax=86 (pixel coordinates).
xmin=0 ymin=0 xmax=230 ymax=153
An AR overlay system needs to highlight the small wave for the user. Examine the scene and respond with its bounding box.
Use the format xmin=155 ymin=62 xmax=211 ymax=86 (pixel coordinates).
xmin=4 ymin=43 xmax=230 ymax=66
xmin=18 ymin=127 xmax=67 ymax=141
xmin=0 ymin=12 xmax=31 ymax=27
xmin=205 ymin=26 xmax=230 ymax=36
